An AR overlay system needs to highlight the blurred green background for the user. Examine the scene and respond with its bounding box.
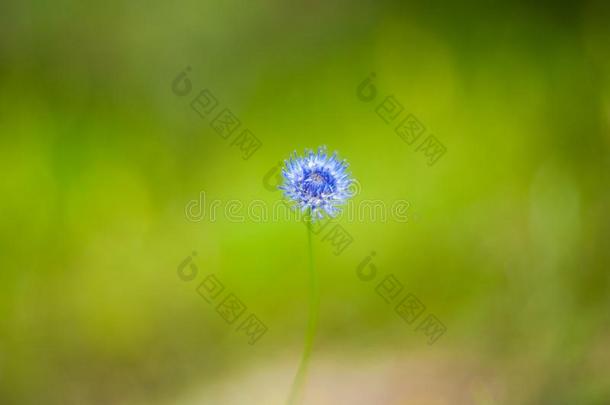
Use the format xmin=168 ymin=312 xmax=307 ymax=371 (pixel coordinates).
xmin=1 ymin=0 xmax=609 ymax=404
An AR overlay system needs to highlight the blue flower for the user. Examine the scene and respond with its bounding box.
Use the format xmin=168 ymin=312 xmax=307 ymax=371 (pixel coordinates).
xmin=280 ymin=146 xmax=354 ymax=219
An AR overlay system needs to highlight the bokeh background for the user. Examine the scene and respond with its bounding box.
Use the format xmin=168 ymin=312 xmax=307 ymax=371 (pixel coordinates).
xmin=1 ymin=0 xmax=610 ymax=404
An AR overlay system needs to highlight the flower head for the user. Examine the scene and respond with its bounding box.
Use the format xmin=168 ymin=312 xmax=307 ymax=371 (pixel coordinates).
xmin=280 ymin=146 xmax=354 ymax=220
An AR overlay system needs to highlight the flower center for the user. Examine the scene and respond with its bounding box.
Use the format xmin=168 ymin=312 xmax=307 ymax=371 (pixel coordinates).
xmin=302 ymin=169 xmax=335 ymax=198
xmin=309 ymin=172 xmax=324 ymax=184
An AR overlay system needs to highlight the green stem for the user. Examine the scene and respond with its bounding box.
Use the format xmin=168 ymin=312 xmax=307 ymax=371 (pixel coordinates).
xmin=287 ymin=213 xmax=319 ymax=405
